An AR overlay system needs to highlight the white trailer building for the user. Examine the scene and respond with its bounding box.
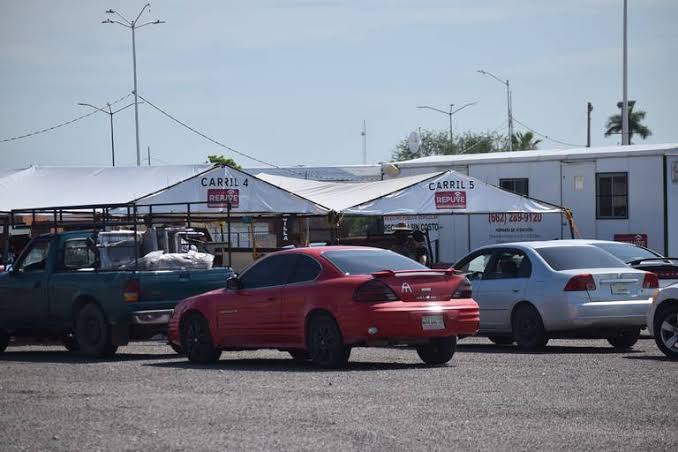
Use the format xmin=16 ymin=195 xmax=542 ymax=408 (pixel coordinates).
xmin=387 ymin=143 xmax=678 ymax=262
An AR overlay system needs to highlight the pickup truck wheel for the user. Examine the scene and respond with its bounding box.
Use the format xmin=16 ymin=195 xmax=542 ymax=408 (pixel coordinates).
xmin=0 ymin=329 xmax=9 ymax=353
xmin=416 ymin=336 xmax=457 ymax=365
xmin=607 ymin=328 xmax=641 ymax=349
xmin=181 ymin=314 xmax=221 ymax=364
xmin=62 ymin=333 xmax=80 ymax=352
xmin=75 ymin=304 xmax=118 ymax=358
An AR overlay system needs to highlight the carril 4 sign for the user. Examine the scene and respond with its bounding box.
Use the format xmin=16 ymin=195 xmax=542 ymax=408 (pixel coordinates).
xmin=208 ymin=189 xmax=240 ymax=208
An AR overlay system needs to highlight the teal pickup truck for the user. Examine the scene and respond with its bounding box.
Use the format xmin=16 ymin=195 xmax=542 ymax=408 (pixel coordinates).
xmin=0 ymin=231 xmax=232 ymax=357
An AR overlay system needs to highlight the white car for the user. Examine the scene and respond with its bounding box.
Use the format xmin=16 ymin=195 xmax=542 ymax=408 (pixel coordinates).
xmin=453 ymin=241 xmax=659 ymax=350
xmin=646 ymin=283 xmax=678 ymax=359
xmin=557 ymin=239 xmax=678 ymax=288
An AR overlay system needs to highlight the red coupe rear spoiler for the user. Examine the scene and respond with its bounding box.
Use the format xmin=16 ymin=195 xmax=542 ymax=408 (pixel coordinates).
xmin=371 ymin=268 xmax=460 ymax=278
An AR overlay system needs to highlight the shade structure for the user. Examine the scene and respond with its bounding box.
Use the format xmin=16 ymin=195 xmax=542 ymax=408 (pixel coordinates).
xmin=258 ymin=170 xmax=564 ymax=215
xmin=0 ymin=164 xmax=214 ymax=212
xmin=132 ymin=165 xmax=328 ymax=215
xmin=257 ymin=172 xmax=441 ymax=212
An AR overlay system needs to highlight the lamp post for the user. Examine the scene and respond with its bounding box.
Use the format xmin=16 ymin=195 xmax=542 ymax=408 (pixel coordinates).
xmin=478 ymin=69 xmax=513 ymax=151
xmin=416 ymin=102 xmax=477 ymax=150
xmin=78 ymin=101 xmax=137 ymax=166
xmin=101 ymin=4 xmax=164 ymax=166
xmin=621 ymin=0 xmax=629 ymax=145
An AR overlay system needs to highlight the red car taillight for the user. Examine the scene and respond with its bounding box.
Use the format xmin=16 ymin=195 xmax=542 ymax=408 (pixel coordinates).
xmin=123 ymin=279 xmax=140 ymax=302
xmin=564 ymin=274 xmax=596 ymax=291
xmin=452 ymin=277 xmax=472 ymax=299
xmin=353 ymin=279 xmax=399 ymax=302
xmin=642 ymin=272 xmax=659 ymax=289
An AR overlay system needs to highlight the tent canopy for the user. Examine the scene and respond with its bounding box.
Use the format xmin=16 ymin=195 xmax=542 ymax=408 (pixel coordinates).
xmin=0 ymin=165 xmax=213 ymax=211
xmin=133 ymin=166 xmax=328 ymax=215
xmin=258 ymin=170 xmax=563 ymax=215
xmin=256 ymin=172 xmax=440 ymax=212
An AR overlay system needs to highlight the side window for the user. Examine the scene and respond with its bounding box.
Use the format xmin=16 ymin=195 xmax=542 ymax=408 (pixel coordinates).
xmin=239 ymin=255 xmax=295 ymax=289
xmin=287 ymin=255 xmax=321 ymax=284
xmin=16 ymin=241 xmax=50 ymax=273
xmin=62 ymin=239 xmax=97 ymax=271
xmin=485 ymin=249 xmax=531 ymax=279
xmin=455 ymin=251 xmax=493 ymax=281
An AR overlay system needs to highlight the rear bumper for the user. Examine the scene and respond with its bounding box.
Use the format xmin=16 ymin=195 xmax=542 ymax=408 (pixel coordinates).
xmin=568 ymin=298 xmax=652 ymax=328
xmin=340 ymin=300 xmax=479 ymax=345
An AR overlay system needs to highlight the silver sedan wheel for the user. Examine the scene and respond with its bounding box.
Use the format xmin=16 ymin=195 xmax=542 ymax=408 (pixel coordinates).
xmin=659 ymin=313 xmax=678 ymax=351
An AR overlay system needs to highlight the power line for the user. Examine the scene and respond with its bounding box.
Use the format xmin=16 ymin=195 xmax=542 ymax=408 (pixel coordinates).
xmin=0 ymin=93 xmax=133 ymax=143
xmin=458 ymin=121 xmax=507 ymax=154
xmin=136 ymin=94 xmax=280 ymax=168
xmin=513 ymin=117 xmax=584 ymax=148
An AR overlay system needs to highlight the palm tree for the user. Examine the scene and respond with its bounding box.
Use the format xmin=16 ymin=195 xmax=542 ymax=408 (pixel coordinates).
xmin=604 ymin=101 xmax=652 ymax=144
xmin=511 ymin=131 xmax=542 ymax=151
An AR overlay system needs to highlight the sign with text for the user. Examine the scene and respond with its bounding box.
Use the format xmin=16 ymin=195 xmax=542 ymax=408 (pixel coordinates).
xmin=435 ymin=191 xmax=466 ymax=209
xmin=614 ymin=233 xmax=648 ymax=247
xmin=207 ymin=189 xmax=240 ymax=208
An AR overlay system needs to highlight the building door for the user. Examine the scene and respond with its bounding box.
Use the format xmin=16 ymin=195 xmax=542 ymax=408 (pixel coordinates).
xmin=561 ymin=161 xmax=596 ymax=239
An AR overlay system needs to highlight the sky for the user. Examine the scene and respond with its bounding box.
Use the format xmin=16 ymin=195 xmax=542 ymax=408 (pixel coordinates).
xmin=1 ymin=0 xmax=677 ymax=169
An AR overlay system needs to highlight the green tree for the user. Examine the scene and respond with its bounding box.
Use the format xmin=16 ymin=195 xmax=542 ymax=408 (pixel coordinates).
xmin=511 ymin=131 xmax=542 ymax=150
xmin=604 ymin=101 xmax=652 ymax=143
xmin=391 ymin=129 xmax=504 ymax=162
xmin=206 ymin=154 xmax=241 ymax=169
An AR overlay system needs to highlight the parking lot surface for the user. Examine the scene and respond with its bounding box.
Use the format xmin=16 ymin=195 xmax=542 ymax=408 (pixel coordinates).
xmin=1 ymin=336 xmax=675 ymax=451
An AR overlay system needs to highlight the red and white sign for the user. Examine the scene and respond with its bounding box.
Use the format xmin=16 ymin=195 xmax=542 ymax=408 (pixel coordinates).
xmin=614 ymin=233 xmax=648 ymax=247
xmin=435 ymin=191 xmax=466 ymax=209
xmin=207 ymin=189 xmax=240 ymax=208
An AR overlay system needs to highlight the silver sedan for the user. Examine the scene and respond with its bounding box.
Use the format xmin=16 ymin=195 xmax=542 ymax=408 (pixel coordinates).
xmin=453 ymin=241 xmax=658 ymax=350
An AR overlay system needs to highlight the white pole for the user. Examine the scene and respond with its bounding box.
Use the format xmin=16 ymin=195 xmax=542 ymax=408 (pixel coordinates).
xmin=132 ymin=24 xmax=141 ymax=165
xmin=361 ymin=120 xmax=367 ymax=164
xmin=622 ymin=0 xmax=629 ymax=145
xmin=507 ymin=80 xmax=513 ymax=151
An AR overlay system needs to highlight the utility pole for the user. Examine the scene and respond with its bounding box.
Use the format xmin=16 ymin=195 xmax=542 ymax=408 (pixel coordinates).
xmin=587 ymin=102 xmax=593 ymax=148
xmin=147 ymin=146 xmax=151 ymax=166
xmin=78 ymin=100 xmax=137 ymax=167
xmin=621 ymin=0 xmax=629 ymax=145
xmin=478 ymin=70 xmax=513 ymax=151
xmin=102 ymin=4 xmax=164 ymax=165
xmin=361 ymin=120 xmax=367 ymax=165
xmin=417 ymin=102 xmax=477 ymax=153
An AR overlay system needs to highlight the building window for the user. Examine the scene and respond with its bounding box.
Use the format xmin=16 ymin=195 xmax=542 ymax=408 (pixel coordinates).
xmin=596 ymin=172 xmax=628 ymax=219
xmin=499 ymin=178 xmax=529 ymax=196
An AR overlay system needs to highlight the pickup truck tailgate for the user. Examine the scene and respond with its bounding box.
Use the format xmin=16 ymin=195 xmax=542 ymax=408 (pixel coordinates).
xmin=137 ymin=268 xmax=232 ymax=306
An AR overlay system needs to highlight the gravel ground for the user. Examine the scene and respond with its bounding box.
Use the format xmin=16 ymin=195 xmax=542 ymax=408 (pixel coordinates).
xmin=0 ymin=336 xmax=675 ymax=452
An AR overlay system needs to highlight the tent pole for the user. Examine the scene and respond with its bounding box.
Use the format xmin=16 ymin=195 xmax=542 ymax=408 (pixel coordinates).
xmin=227 ymin=203 xmax=232 ymax=268
xmin=466 ymin=213 xmax=471 ymax=255
xmin=133 ymin=204 xmax=139 ymax=271
xmin=1 ymin=216 xmax=9 ymax=264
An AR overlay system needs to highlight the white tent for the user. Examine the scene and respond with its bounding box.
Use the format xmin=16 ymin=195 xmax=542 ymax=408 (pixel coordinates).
xmin=0 ymin=165 xmax=213 ymax=212
xmin=133 ymin=166 xmax=328 ymax=215
xmin=256 ymin=172 xmax=440 ymax=212
xmin=257 ymin=170 xmax=563 ymax=215
xmin=343 ymin=170 xmax=563 ymax=215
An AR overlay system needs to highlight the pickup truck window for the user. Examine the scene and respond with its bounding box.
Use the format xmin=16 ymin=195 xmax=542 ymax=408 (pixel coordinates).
xmin=16 ymin=240 xmax=50 ymax=273
xmin=62 ymin=239 xmax=97 ymax=271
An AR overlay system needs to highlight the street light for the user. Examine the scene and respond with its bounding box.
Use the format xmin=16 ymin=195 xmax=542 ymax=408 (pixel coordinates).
xmin=416 ymin=102 xmax=477 ymax=149
xmin=478 ymin=69 xmax=514 ymax=151
xmin=101 ymin=4 xmax=164 ymax=166
xmin=78 ymin=101 xmax=137 ymax=166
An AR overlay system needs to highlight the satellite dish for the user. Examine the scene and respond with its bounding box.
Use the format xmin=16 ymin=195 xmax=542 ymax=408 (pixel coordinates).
xmin=407 ymin=131 xmax=421 ymax=154
xmin=381 ymin=163 xmax=401 ymax=177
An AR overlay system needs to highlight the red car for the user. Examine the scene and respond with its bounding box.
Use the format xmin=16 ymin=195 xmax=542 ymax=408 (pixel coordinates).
xmin=168 ymin=246 xmax=479 ymax=368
